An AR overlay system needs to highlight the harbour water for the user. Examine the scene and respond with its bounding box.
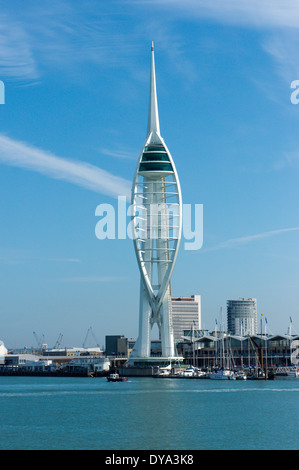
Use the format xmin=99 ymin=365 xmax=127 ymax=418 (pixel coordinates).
xmin=0 ymin=376 xmax=298 ymax=450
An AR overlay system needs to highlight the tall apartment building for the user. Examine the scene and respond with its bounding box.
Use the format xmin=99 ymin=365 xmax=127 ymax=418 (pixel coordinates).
xmin=171 ymin=295 xmax=201 ymax=344
xmin=227 ymin=298 xmax=257 ymax=336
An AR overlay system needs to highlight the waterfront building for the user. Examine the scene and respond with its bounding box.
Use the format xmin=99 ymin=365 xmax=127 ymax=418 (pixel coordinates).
xmin=171 ymin=296 xmax=201 ymax=344
xmin=66 ymin=356 xmax=110 ymax=374
xmin=128 ymin=43 xmax=182 ymax=367
xmin=227 ymin=298 xmax=257 ymax=336
xmin=177 ymin=333 xmax=299 ymax=369
xmin=105 ymin=335 xmax=136 ymax=357
xmin=116 ymin=337 xmax=133 ymax=357
xmin=0 ymin=352 xmax=110 ymax=376
xmin=105 ymin=335 xmax=125 ymax=356
xmin=44 ymin=346 xmax=103 ymax=357
xmin=3 ymin=353 xmax=43 ymax=367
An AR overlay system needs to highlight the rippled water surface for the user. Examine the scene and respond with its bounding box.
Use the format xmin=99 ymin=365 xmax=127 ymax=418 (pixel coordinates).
xmin=0 ymin=376 xmax=298 ymax=450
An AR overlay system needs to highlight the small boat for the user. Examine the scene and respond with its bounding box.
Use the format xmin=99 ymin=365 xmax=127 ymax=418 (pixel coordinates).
xmin=275 ymin=366 xmax=299 ymax=378
xmin=247 ymin=368 xmax=275 ymax=380
xmin=107 ymin=373 xmax=128 ymax=382
xmin=209 ymin=369 xmax=236 ymax=380
xmin=196 ymin=369 xmax=207 ymax=378
xmin=153 ymin=364 xmax=172 ymax=377
xmin=182 ymin=367 xmax=196 ymax=377
xmin=235 ymin=370 xmax=247 ymax=380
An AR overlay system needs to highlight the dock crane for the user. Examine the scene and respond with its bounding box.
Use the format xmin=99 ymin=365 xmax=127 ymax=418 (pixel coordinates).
xmin=33 ymin=331 xmax=45 ymax=352
xmin=53 ymin=333 xmax=63 ymax=349
xmin=82 ymin=327 xmax=100 ymax=348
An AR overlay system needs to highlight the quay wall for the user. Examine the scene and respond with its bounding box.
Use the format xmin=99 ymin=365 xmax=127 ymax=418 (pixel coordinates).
xmin=0 ymin=368 xmax=108 ymax=378
xmin=118 ymin=366 xmax=153 ymax=377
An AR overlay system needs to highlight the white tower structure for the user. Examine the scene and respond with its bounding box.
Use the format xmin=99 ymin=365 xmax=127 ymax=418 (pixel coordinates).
xmin=128 ymin=43 xmax=182 ymax=366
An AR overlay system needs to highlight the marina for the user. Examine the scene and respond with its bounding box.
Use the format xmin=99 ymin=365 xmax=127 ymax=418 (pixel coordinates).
xmin=0 ymin=337 xmax=297 ymax=380
xmin=152 ymin=365 xmax=280 ymax=380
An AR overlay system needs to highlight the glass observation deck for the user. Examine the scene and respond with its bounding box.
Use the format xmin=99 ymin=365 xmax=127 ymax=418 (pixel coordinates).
xmin=139 ymin=145 xmax=173 ymax=174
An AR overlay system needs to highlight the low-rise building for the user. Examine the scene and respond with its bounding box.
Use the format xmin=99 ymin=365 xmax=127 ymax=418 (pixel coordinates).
xmin=177 ymin=333 xmax=299 ymax=369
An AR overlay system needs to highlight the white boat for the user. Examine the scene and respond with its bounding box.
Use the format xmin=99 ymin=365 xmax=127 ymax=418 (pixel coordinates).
xmin=235 ymin=370 xmax=247 ymax=380
xmin=196 ymin=369 xmax=207 ymax=378
xmin=209 ymin=369 xmax=236 ymax=380
xmin=275 ymin=366 xmax=299 ymax=378
xmin=153 ymin=364 xmax=172 ymax=377
xmin=158 ymin=368 xmax=171 ymax=377
xmin=182 ymin=367 xmax=196 ymax=377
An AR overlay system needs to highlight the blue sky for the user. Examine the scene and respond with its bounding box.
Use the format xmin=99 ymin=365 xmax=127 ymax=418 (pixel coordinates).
xmin=0 ymin=0 xmax=298 ymax=348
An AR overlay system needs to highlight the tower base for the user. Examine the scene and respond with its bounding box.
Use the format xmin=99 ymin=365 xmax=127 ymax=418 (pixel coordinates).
xmin=120 ymin=355 xmax=183 ymax=377
xmin=125 ymin=355 xmax=183 ymax=368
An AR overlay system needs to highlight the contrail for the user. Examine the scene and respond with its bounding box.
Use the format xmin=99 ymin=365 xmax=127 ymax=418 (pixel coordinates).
xmin=0 ymin=134 xmax=131 ymax=199
xmin=205 ymin=227 xmax=299 ymax=252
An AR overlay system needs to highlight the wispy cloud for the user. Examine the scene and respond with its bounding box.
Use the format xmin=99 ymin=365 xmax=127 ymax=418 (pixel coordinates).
xmin=0 ymin=247 xmax=29 ymax=265
xmin=44 ymin=258 xmax=81 ymax=263
xmin=0 ymin=3 xmax=142 ymax=83
xmin=273 ymin=151 xmax=299 ymax=170
xmin=205 ymin=227 xmax=299 ymax=252
xmin=142 ymin=0 xmax=299 ymax=87
xmin=262 ymin=32 xmax=299 ymax=83
xmin=0 ymin=134 xmax=131 ymax=199
xmin=57 ymin=276 xmax=129 ymax=283
xmin=0 ymin=13 xmax=39 ymax=82
xmin=99 ymin=148 xmax=136 ymax=161
xmin=0 ymin=248 xmax=82 ymax=265
xmin=137 ymin=19 xmax=198 ymax=82
xmin=148 ymin=0 xmax=299 ymax=29
xmin=2 ymin=0 xmax=299 ymax=85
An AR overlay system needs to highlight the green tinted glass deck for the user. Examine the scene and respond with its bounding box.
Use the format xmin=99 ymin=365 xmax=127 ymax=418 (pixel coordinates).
xmin=141 ymin=153 xmax=170 ymax=162
xmin=144 ymin=145 xmax=166 ymax=152
xmin=139 ymin=161 xmax=173 ymax=172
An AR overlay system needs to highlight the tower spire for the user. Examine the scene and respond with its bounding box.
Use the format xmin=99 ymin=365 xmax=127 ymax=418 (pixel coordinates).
xmin=147 ymin=41 xmax=160 ymax=138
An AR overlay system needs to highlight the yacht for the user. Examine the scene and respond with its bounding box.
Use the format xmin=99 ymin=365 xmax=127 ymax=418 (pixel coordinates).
xmin=182 ymin=367 xmax=196 ymax=377
xmin=153 ymin=364 xmax=172 ymax=377
xmin=209 ymin=369 xmax=236 ymax=380
xmin=275 ymin=366 xmax=299 ymax=378
xmin=235 ymin=370 xmax=247 ymax=380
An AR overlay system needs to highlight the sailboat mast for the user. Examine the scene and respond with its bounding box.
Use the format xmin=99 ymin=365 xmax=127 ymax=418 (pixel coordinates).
xmin=241 ymin=320 xmax=243 ymax=370
xmin=260 ymin=314 xmax=264 ymax=372
xmin=215 ymin=319 xmax=218 ymax=368
xmin=289 ymin=317 xmax=292 ymax=367
xmin=221 ymin=306 xmax=225 ymax=369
